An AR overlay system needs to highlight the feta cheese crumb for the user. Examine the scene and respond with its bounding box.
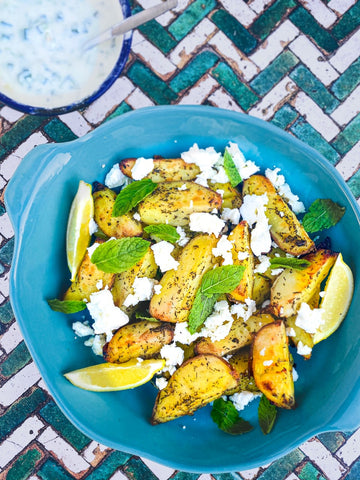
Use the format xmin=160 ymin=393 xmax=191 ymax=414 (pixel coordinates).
xmin=200 ymin=300 xmax=234 ymax=342
xmin=96 ymin=279 xmax=103 ymax=290
xmin=230 ymin=391 xmax=260 ymax=411
xmin=263 ymin=360 xmax=273 ymax=366
xmin=265 ymin=167 xmax=305 ymax=214
xmin=237 ymin=251 xmax=249 ymax=261
xmin=319 ymin=291 xmax=326 ymax=298
xmin=286 ymin=327 xmax=296 ymax=337
xmin=131 ymin=157 xmax=154 ymax=180
xmin=295 ymin=303 xmax=324 ymax=334
xmin=212 ymin=235 xmax=233 ymax=265
xmin=123 ymin=277 xmax=156 ymax=307
xmin=173 ymin=321 xmax=202 ymax=345
xmin=84 ymin=334 xmax=106 ymax=356
xmin=240 ymin=194 xmax=271 ymax=256
xmin=262 ymin=299 xmax=271 ymax=308
xmin=154 ymin=284 xmax=162 ymax=295
xmin=297 ymin=341 xmax=312 ymax=356
xmin=181 ymin=143 xmax=222 ymax=186
xmin=271 ymin=268 xmax=284 ymax=276
xmin=226 ymin=143 xmax=260 ymax=180
xmin=87 ymin=242 xmax=100 ymax=257
xmin=151 ymin=241 xmax=179 ymax=272
xmin=254 ymin=255 xmax=271 ymax=274
xmin=160 ymin=343 xmax=184 ymax=375
xmin=176 ymin=226 xmax=190 ymax=247
xmin=260 ymin=347 xmax=266 ymax=356
xmin=133 ymin=212 xmax=141 ymax=221
xmin=178 ymin=184 xmax=187 ymax=191
xmin=230 ymin=298 xmax=257 ymax=322
xmin=221 ymin=207 xmax=240 ymax=225
xmin=292 ymin=367 xmax=299 ymax=382
xmin=189 ymin=212 xmax=225 ymax=237
xmin=105 ymin=163 xmax=127 ymax=188
xmin=89 ymin=218 xmax=98 ymax=235
xmin=155 ymin=376 xmax=168 ymax=390
xmin=72 ymin=321 xmax=94 ymax=337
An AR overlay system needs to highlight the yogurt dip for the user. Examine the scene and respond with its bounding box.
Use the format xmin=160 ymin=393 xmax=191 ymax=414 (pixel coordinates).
xmin=0 ymin=0 xmax=126 ymax=110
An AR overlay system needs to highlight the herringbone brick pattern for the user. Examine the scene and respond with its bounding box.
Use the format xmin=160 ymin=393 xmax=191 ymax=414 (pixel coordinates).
xmin=0 ymin=1 xmax=359 ymax=479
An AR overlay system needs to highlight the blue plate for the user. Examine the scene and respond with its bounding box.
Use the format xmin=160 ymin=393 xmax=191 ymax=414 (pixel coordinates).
xmin=5 ymin=106 xmax=360 ymax=473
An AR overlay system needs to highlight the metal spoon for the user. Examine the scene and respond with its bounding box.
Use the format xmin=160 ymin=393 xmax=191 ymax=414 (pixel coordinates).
xmin=83 ymin=0 xmax=178 ymax=51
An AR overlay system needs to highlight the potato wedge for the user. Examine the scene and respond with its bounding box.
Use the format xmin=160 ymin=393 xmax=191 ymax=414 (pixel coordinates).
xmin=93 ymin=183 xmax=142 ymax=238
xmin=103 ymin=320 xmax=174 ymax=363
xmin=63 ymin=243 xmax=115 ymax=301
xmin=119 ymin=157 xmax=200 ymax=182
xmin=226 ymin=348 xmax=259 ymax=395
xmin=227 ymin=221 xmax=254 ymax=303
xmin=149 ymin=234 xmax=218 ymax=323
xmin=252 ymin=274 xmax=271 ymax=306
xmin=138 ymin=181 xmax=222 ymax=227
xmin=208 ymin=182 xmax=242 ymax=210
xmin=242 ymin=175 xmax=314 ymax=256
xmin=151 ymin=354 xmax=239 ymax=424
xmin=251 ymin=320 xmax=295 ymax=409
xmin=270 ymin=249 xmax=338 ymax=317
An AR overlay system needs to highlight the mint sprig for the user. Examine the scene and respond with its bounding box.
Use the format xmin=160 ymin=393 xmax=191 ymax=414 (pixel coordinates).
xmin=223 ymin=149 xmax=242 ymax=187
xmin=188 ymin=292 xmax=218 ymax=334
xmin=270 ymin=257 xmax=310 ymax=270
xmin=258 ymin=394 xmax=277 ymax=435
xmin=112 ymin=178 xmax=157 ymax=217
xmin=302 ymin=198 xmax=345 ymax=233
xmin=144 ymin=224 xmax=180 ymax=244
xmin=91 ymin=238 xmax=150 ymax=273
xmin=211 ymin=398 xmax=253 ymax=435
xmin=47 ymin=299 xmax=86 ymax=314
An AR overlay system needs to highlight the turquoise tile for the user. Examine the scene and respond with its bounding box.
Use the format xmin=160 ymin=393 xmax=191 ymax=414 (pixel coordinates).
xmin=0 ymin=203 xmax=5 ymax=216
xmin=40 ymin=401 xmax=91 ymax=451
xmin=127 ymin=61 xmax=177 ymax=104
xmin=347 ymin=169 xmax=360 ymax=199
xmin=6 ymin=448 xmax=42 ymax=480
xmin=212 ymin=62 xmax=258 ymax=111
xmin=290 ymin=64 xmax=339 ymax=114
xmin=0 ymin=236 xmax=14 ymax=265
xmin=347 ymin=456 xmax=360 ymax=479
xmin=0 ymin=341 xmax=31 ymax=378
xmin=271 ymin=104 xmax=298 ymax=130
xmin=213 ymin=474 xmax=242 ymax=480
xmin=331 ymin=57 xmax=360 ymax=101
xmin=332 ymin=2 xmax=360 ymax=41
xmin=0 ymin=115 xmax=47 ymax=160
xmin=290 ymin=117 xmax=340 ymax=164
xmin=170 ymin=51 xmax=219 ymax=93
xmin=105 ymin=102 xmax=132 ymax=122
xmin=257 ymin=448 xmax=305 ymax=479
xmin=290 ymin=7 xmax=338 ymax=52
xmin=211 ymin=9 xmax=257 ymax=54
xmin=123 ymin=457 xmax=159 ymax=480
xmin=317 ymin=432 xmax=346 ymax=453
xmin=169 ymin=0 xmax=216 ymax=41
xmin=43 ymin=118 xmax=77 ymax=143
xmin=0 ymin=262 xmax=5 ymax=276
xmin=251 ymin=51 xmax=299 ymax=95
xmin=86 ymin=451 xmax=132 ymax=480
xmin=38 ymin=458 xmax=74 ymax=480
xmin=332 ymin=113 xmax=360 ymax=155
xmin=169 ymin=472 xmax=200 ymax=480
xmin=250 ymin=0 xmax=297 ymax=40
xmin=298 ymin=461 xmax=326 ymax=480
xmin=0 ymin=300 xmax=14 ymax=324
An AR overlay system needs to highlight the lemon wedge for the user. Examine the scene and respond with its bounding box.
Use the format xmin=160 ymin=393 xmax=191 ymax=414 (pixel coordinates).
xmin=64 ymin=359 xmax=165 ymax=391
xmin=312 ymin=253 xmax=354 ymax=344
xmin=66 ymin=181 xmax=94 ymax=282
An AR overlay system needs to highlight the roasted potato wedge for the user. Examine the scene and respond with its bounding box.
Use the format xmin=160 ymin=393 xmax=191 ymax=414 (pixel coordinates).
xmin=208 ymin=181 xmax=242 ymax=210
xmin=103 ymin=320 xmax=174 ymax=363
xmin=270 ymin=249 xmax=338 ymax=317
xmin=93 ymin=184 xmax=142 ymax=238
xmin=226 ymin=348 xmax=259 ymax=395
xmin=119 ymin=157 xmax=200 ymax=182
xmin=251 ymin=320 xmax=295 ymax=409
xmin=138 ymin=181 xmax=222 ymax=227
xmin=63 ymin=244 xmax=115 ymax=301
xmin=242 ymin=175 xmax=314 ymax=256
xmin=150 ymin=234 xmax=219 ymax=323
xmin=252 ymin=274 xmax=271 ymax=306
xmin=151 ymin=354 xmax=239 ymax=424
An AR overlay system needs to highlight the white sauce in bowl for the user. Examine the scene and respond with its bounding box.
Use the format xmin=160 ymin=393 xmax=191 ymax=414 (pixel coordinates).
xmin=0 ymin=0 xmax=125 ymax=109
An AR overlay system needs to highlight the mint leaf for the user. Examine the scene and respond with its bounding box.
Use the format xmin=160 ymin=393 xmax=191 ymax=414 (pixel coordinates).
xmin=188 ymin=291 xmax=218 ymax=334
xmin=135 ymin=311 xmax=159 ymax=322
xmin=258 ymin=394 xmax=277 ymax=435
xmin=47 ymin=299 xmax=86 ymax=313
xmin=302 ymin=199 xmax=345 ymax=233
xmin=270 ymin=257 xmax=310 ymax=270
xmin=224 ymin=149 xmax=242 ymax=187
xmin=201 ymin=265 xmax=245 ymax=297
xmin=211 ymin=398 xmax=253 ymax=435
xmin=91 ymin=238 xmax=150 ymax=273
xmin=113 ymin=178 xmax=157 ymax=217
xmin=144 ymin=224 xmax=180 ymax=244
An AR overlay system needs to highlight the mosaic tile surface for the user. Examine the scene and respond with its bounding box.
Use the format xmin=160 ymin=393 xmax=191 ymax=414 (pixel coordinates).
xmin=0 ymin=0 xmax=359 ymax=479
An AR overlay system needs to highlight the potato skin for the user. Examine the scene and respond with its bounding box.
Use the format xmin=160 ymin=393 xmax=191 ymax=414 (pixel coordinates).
xmin=138 ymin=181 xmax=222 ymax=227
xmin=226 ymin=348 xmax=259 ymax=395
xmin=208 ymin=182 xmax=242 ymax=210
xmin=151 ymin=354 xmax=239 ymax=424
xmin=120 ymin=158 xmax=201 ymax=182
xmin=103 ymin=320 xmax=174 ymax=363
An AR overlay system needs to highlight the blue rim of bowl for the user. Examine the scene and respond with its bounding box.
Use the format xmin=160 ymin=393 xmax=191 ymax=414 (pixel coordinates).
xmin=0 ymin=0 xmax=133 ymax=116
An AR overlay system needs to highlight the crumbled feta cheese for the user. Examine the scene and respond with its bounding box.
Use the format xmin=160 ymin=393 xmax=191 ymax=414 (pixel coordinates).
xmin=151 ymin=241 xmax=179 ymax=272
xmin=292 ymin=367 xmax=299 ymax=382
xmin=262 ymin=299 xmax=271 ymax=308
xmin=72 ymin=321 xmax=94 ymax=337
xmin=230 ymin=391 xmax=260 ymax=411
xmin=212 ymin=235 xmax=233 ymax=265
xmin=211 ymin=165 xmax=229 ymax=184
xmin=189 ymin=212 xmax=225 ymax=237
xmin=265 ymin=167 xmax=285 ymax=189
xmin=178 ymin=184 xmax=187 ymax=191
xmin=123 ymin=277 xmax=156 ymax=307
xmin=173 ymin=321 xmax=202 ymax=345
xmin=240 ymin=194 xmax=271 ymax=256
xmin=133 ymin=212 xmax=141 ymax=221
xmin=254 ymin=255 xmax=271 ymax=274
xmin=216 ymin=189 xmax=224 ymax=197
xmin=319 ymin=291 xmax=326 ymax=298
xmin=240 ymin=193 xmax=268 ymax=227
xmin=131 ymin=157 xmax=154 ymax=180
xmin=271 ymin=268 xmax=284 ymax=276
xmin=105 ymin=163 xmax=127 ymax=189
xmin=260 ymin=347 xmax=266 ymax=356
xmin=89 ymin=218 xmax=98 ymax=236
xmin=200 ymin=300 xmax=234 ymax=342
xmin=85 ymin=334 xmax=106 ymax=356
xmin=155 ymin=376 xmax=168 ymax=390
xmin=226 ymin=143 xmax=260 ymax=180
xmin=230 ymin=298 xmax=257 ymax=322
xmin=221 ymin=207 xmax=240 ymax=225
xmin=87 ymin=289 xmax=129 ymax=342
xmin=154 ymin=284 xmax=162 ymax=295
xmin=237 ymin=251 xmax=249 ymax=261
xmin=96 ymin=279 xmax=103 ymax=290
xmin=286 ymin=327 xmax=296 ymax=337
xmin=176 ymin=226 xmax=190 ymax=247
xmin=160 ymin=343 xmax=184 ymax=375
xmin=263 ymin=360 xmax=273 ymax=366
xmin=297 ymin=341 xmax=312 ymax=356
xmin=181 ymin=144 xmax=222 ymax=187
xmin=87 ymin=242 xmax=100 ymax=257
xmin=265 ymin=167 xmax=305 ymax=214
xmin=295 ymin=303 xmax=324 ymax=334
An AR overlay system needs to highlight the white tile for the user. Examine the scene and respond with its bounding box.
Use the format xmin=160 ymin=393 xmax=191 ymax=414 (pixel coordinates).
xmin=109 ymin=471 xmax=129 ymax=480
xmin=59 ymin=112 xmax=92 ymax=137
xmin=208 ymin=87 xmax=244 ymax=112
xmin=289 ymin=35 xmax=339 ymax=86
xmin=336 ymin=427 xmax=360 ymax=466
xmin=83 ymin=440 xmax=109 ymax=464
xmin=0 ymin=416 xmax=44 ymax=468
xmin=328 ymin=0 xmax=357 ymax=15
xmin=300 ymin=438 xmax=346 ymax=480
xmin=284 ymin=474 xmax=301 ymax=480
xmin=218 ymin=0 xmax=256 ymax=26
xmin=299 ymin=0 xmax=337 ymax=28
xmin=248 ymin=0 xmax=273 ymax=14
xmin=336 ymin=142 xmax=360 ymax=181
xmin=0 ymin=176 xmax=6 ymax=190
xmin=0 ymin=106 xmax=24 ymax=123
xmin=250 ymin=20 xmax=299 ymax=69
xmin=0 ymin=214 xmax=14 ymax=240
xmin=127 ymin=88 xmax=155 ymax=109
xmin=38 ymin=426 xmax=90 ymax=474
xmin=0 ymin=362 xmax=41 ymax=407
xmin=329 ymin=29 xmax=360 ymax=73
xmin=0 ymin=271 xmax=10 ymax=297
xmin=141 ymin=457 xmax=175 ymax=480
xmin=331 ymin=84 xmax=360 ymax=127
xmin=179 ymin=75 xmax=218 ymax=105
xmin=209 ymin=31 xmax=258 ymax=81
xmin=249 ymin=76 xmax=297 ymax=120
xmin=0 ymin=321 xmax=22 ymax=354
xmin=132 ymin=31 xmax=176 ymax=76
xmin=238 ymin=467 xmax=261 ymax=479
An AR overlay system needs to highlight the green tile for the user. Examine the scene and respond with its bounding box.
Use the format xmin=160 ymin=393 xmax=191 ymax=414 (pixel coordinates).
xmin=165 ymin=472 xmax=199 ymax=480
xmin=0 ymin=300 xmax=14 ymax=324
xmin=298 ymin=461 xmax=327 ymax=480
xmin=331 ymin=57 xmax=360 ymax=101
xmin=105 ymin=102 xmax=132 ymax=122
xmin=0 ymin=341 xmax=31 ymax=378
xmin=211 ymin=9 xmax=257 ymax=54
xmin=0 ymin=387 xmax=47 ymax=437
xmin=43 ymin=118 xmax=78 ymax=143
xmin=38 ymin=458 xmax=74 ymax=480
xmin=0 ymin=115 xmax=47 ymax=160
xmin=127 ymin=61 xmax=177 ymax=104
xmin=332 ymin=113 xmax=360 ymax=155
xmin=86 ymin=451 xmax=132 ymax=480
xmin=123 ymin=457 xmax=159 ymax=480
xmin=290 ymin=64 xmax=339 ymax=114
xmin=257 ymin=448 xmax=305 ymax=479
xmin=40 ymin=401 xmax=91 ymax=451
xmin=7 ymin=448 xmax=42 ymax=480
xmin=213 ymin=474 xmax=242 ymax=480
xmin=250 ymin=0 xmax=296 ymax=40
xmin=169 ymin=0 xmax=216 ymax=41
xmin=290 ymin=117 xmax=340 ymax=164
xmin=347 ymin=169 xmax=360 ymax=199
xmin=332 ymin=2 xmax=360 ymax=41
xmin=251 ymin=51 xmax=299 ymax=95
xmin=212 ymin=62 xmax=258 ymax=111
xmin=347 ymin=456 xmax=360 ymax=480
xmin=290 ymin=7 xmax=338 ymax=52
xmin=271 ymin=104 xmax=298 ymax=130
xmin=317 ymin=431 xmax=346 ymax=453
xmin=0 ymin=236 xmax=14 ymax=265
xmin=0 ymin=203 xmax=5 ymax=216
xmin=170 ymin=51 xmax=219 ymax=93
